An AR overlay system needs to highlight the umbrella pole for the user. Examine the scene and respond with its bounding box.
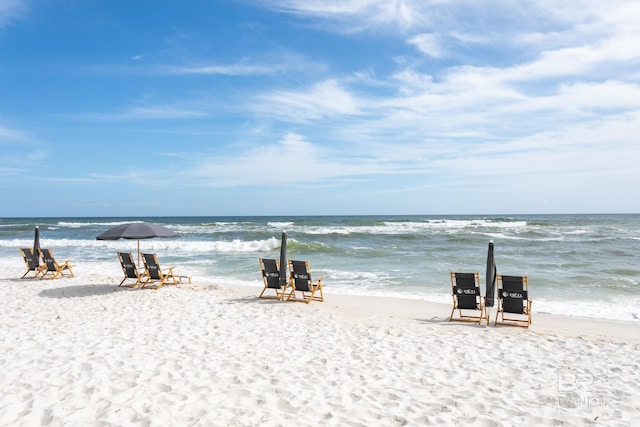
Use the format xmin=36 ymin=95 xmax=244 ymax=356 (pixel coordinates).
xmin=138 ymin=240 xmax=141 ymax=267
xmin=33 ymin=226 xmax=40 ymax=268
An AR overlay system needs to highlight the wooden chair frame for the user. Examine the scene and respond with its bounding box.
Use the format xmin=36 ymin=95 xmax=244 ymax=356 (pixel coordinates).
xmin=117 ymin=252 xmax=146 ymax=288
xmin=258 ymin=258 xmax=287 ymax=300
xmin=450 ymin=272 xmax=488 ymax=325
xmin=39 ymin=248 xmax=74 ymax=280
xmin=494 ymin=275 xmax=532 ymax=328
xmin=20 ymin=248 xmax=45 ymax=279
xmin=285 ymin=260 xmax=324 ymax=304
xmin=141 ymin=253 xmax=179 ymax=290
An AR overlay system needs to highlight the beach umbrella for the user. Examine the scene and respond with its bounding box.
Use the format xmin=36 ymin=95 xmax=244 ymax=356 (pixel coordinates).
xmin=31 ymin=226 xmax=41 ymax=269
xmin=485 ymin=240 xmax=497 ymax=308
xmin=279 ymin=232 xmax=288 ymax=287
xmin=96 ymin=222 xmax=180 ymax=265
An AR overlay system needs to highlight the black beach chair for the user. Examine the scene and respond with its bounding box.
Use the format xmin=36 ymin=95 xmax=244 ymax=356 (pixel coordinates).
xmin=494 ymin=275 xmax=532 ymax=328
xmin=39 ymin=248 xmax=74 ymax=279
xmin=141 ymin=253 xmax=180 ymax=289
xmin=258 ymin=258 xmax=287 ymax=300
xmin=117 ymin=252 xmax=145 ymax=288
xmin=449 ymin=272 xmax=487 ymax=325
xmin=20 ymin=248 xmax=44 ymax=279
xmin=286 ymin=260 xmax=324 ymax=304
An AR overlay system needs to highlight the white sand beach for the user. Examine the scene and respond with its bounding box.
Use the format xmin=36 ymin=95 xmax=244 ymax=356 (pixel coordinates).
xmin=1 ymin=265 xmax=639 ymax=426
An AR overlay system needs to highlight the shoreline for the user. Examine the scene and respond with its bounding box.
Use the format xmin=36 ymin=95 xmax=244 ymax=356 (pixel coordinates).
xmin=222 ymin=282 xmax=640 ymax=344
xmin=5 ymin=264 xmax=640 ymax=342
xmin=2 ymin=270 xmax=640 ymax=425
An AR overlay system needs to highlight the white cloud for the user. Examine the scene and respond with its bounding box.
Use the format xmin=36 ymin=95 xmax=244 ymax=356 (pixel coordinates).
xmin=188 ymin=132 xmax=419 ymax=188
xmin=165 ymin=57 xmax=326 ymax=77
xmin=501 ymin=35 xmax=640 ymax=82
xmin=407 ymin=33 xmax=442 ymax=58
xmin=431 ymin=112 xmax=640 ymax=201
xmin=524 ymin=81 xmax=640 ymax=113
xmin=254 ymin=80 xmax=359 ymax=121
xmin=251 ymin=0 xmax=429 ymax=32
xmin=166 ymin=63 xmax=280 ymax=76
xmin=85 ymin=52 xmax=327 ymax=79
xmin=6 ymin=0 xmax=640 ymax=214
xmin=85 ymin=105 xmax=208 ymax=121
xmin=190 ymin=133 xmax=342 ymax=186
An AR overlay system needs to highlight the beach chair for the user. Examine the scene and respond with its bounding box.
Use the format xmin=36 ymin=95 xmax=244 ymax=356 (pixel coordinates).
xmin=117 ymin=252 xmax=145 ymax=288
xmin=141 ymin=253 xmax=183 ymax=289
xmin=258 ymin=258 xmax=288 ymax=300
xmin=494 ymin=275 xmax=532 ymax=328
xmin=449 ymin=272 xmax=487 ymax=325
xmin=286 ymin=260 xmax=324 ymax=304
xmin=20 ymin=248 xmax=45 ymax=279
xmin=39 ymin=248 xmax=74 ymax=279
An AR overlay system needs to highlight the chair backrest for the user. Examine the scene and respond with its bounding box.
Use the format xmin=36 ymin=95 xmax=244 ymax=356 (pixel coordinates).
xmin=452 ymin=272 xmax=480 ymax=310
xmin=21 ymin=248 xmax=37 ymax=270
xmin=260 ymin=258 xmax=281 ymax=289
xmin=40 ymin=248 xmax=57 ymax=271
xmin=142 ymin=253 xmax=162 ymax=280
xmin=289 ymin=260 xmax=312 ymax=292
xmin=499 ymin=275 xmax=528 ymax=314
xmin=118 ymin=252 xmax=139 ymax=279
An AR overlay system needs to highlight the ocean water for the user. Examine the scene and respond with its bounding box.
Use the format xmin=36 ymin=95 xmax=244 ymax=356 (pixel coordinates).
xmin=1 ymin=215 xmax=639 ymax=322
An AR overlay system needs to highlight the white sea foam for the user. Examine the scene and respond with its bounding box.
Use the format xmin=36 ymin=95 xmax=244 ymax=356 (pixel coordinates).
xmin=295 ymin=219 xmax=530 ymax=236
xmin=534 ymin=298 xmax=640 ymax=322
xmin=323 ymin=269 xmax=394 ymax=289
xmin=1 ymin=237 xmax=281 ymax=254
xmin=57 ymin=220 xmax=142 ymax=228
xmin=485 ymin=232 xmax=528 ymax=240
xmin=267 ymin=221 xmax=294 ymax=228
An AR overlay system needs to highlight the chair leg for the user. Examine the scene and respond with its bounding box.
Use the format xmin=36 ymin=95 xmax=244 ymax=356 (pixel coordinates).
xmin=305 ymin=289 xmax=314 ymax=304
xmin=258 ymin=286 xmax=268 ymax=298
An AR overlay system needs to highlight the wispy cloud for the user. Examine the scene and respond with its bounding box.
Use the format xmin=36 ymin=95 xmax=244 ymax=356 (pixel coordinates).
xmin=251 ymin=0 xmax=424 ymax=32
xmin=0 ymin=122 xmax=48 ymax=176
xmin=252 ymin=0 xmax=640 ymax=62
xmin=188 ymin=132 xmax=413 ymax=188
xmin=85 ymin=60 xmax=287 ymax=77
xmin=82 ymin=105 xmax=208 ymax=121
xmin=406 ymin=33 xmax=442 ymax=58
xmin=253 ymin=80 xmax=360 ymax=122
xmin=500 ymin=35 xmax=640 ymax=82
xmin=162 ymin=53 xmax=326 ymax=76
xmin=0 ymin=0 xmax=27 ymax=29
xmin=0 ymin=122 xmax=29 ymax=143
xmin=81 ymin=51 xmax=327 ymax=79
xmin=230 ymin=0 xmax=640 ymax=198
xmin=3 ymin=0 xmax=640 ymax=214
xmin=164 ymin=63 xmax=280 ymax=76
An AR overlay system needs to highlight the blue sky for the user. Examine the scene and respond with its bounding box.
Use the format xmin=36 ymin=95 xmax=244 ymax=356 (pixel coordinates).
xmin=1 ymin=0 xmax=639 ymax=217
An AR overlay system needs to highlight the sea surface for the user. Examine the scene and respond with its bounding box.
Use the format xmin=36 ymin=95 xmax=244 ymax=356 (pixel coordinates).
xmin=1 ymin=214 xmax=639 ymax=322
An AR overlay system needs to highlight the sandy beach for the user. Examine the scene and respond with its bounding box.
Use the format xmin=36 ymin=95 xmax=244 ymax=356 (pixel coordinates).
xmin=1 ymin=265 xmax=639 ymax=426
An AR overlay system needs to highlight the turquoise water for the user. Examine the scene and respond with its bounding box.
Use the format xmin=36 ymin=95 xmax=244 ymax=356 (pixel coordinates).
xmin=1 ymin=214 xmax=639 ymax=321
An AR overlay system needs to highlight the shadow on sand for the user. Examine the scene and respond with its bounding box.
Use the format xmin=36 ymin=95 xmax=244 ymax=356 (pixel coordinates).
xmin=38 ymin=284 xmax=125 ymax=299
xmin=224 ymin=295 xmax=285 ymax=305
